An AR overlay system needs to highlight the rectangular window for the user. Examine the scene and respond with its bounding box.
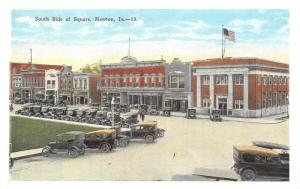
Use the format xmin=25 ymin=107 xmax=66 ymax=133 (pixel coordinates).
xmin=47 ymin=80 xmax=51 ymax=88
xmin=269 ymin=76 xmax=273 ymax=85
xmin=169 ymin=76 xmax=184 ymax=88
xmin=84 ymin=80 xmax=87 ymax=89
xmin=201 ymin=75 xmax=210 ymax=85
xmin=202 ymin=98 xmax=210 ymax=108
xmin=216 ymin=75 xmax=228 ymax=85
xmin=257 ymin=75 xmax=261 ymax=85
xmin=234 ymin=75 xmax=244 ymax=85
xmin=234 ymin=100 xmax=244 ymax=109
xmin=179 ymin=76 xmax=184 ymax=88
xmin=263 ymin=76 xmax=267 ymax=85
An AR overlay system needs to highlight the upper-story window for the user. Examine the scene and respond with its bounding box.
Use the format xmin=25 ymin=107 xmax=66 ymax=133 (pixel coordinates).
xmin=234 ymin=75 xmax=244 ymax=85
xmin=216 ymin=75 xmax=228 ymax=85
xmin=268 ymin=76 xmax=273 ymax=85
xmin=84 ymin=80 xmax=87 ymax=90
xmin=152 ymin=78 xmax=155 ymax=87
xmin=169 ymin=75 xmax=184 ymax=88
xmin=278 ymin=77 xmax=282 ymax=85
xmin=201 ymin=75 xmax=210 ymax=85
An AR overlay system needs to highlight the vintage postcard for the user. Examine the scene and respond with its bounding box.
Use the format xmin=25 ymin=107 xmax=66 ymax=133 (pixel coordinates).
xmin=5 ymin=6 xmax=296 ymax=186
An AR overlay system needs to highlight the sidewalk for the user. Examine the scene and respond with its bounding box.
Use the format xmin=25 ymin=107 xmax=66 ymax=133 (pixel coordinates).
xmin=11 ymin=148 xmax=42 ymax=160
xmin=170 ymin=112 xmax=287 ymax=124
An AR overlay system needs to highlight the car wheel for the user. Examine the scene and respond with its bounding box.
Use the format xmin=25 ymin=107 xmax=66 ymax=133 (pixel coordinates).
xmin=241 ymin=168 xmax=256 ymax=181
xmin=42 ymin=146 xmax=51 ymax=157
xmin=99 ymin=143 xmax=111 ymax=153
xmin=69 ymin=148 xmax=79 ymax=158
xmin=145 ymin=134 xmax=154 ymax=143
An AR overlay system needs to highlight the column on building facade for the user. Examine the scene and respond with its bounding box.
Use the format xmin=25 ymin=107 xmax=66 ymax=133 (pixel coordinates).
xmin=243 ymin=74 xmax=249 ymax=110
xmin=196 ymin=75 xmax=201 ymax=108
xmin=227 ymin=74 xmax=233 ymax=111
xmin=209 ymin=74 xmax=214 ymax=110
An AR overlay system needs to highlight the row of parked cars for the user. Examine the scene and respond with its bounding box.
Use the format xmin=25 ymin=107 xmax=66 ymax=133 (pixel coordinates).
xmin=14 ymin=103 xmax=140 ymax=127
xmin=41 ymin=121 xmax=165 ymax=158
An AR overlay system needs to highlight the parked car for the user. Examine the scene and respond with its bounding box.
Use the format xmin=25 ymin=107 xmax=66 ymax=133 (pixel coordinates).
xmin=40 ymin=106 xmax=51 ymax=117
xmin=85 ymin=108 xmax=98 ymax=123
xmin=233 ymin=142 xmax=289 ymax=181
xmin=15 ymin=103 xmax=34 ymax=115
xmin=95 ymin=110 xmax=108 ymax=125
xmin=186 ymin=108 xmax=197 ymax=119
xmin=161 ymin=107 xmax=171 ymax=117
xmin=119 ymin=104 xmax=130 ymax=113
xmin=210 ymin=109 xmax=222 ymax=122
xmin=53 ymin=107 xmax=67 ymax=120
xmin=62 ymin=107 xmax=78 ymax=121
xmin=148 ymin=105 xmax=160 ymax=115
xmin=73 ymin=109 xmax=87 ymax=122
xmin=84 ymin=129 xmax=117 ymax=152
xmin=30 ymin=105 xmax=42 ymax=117
xmin=10 ymin=103 xmax=13 ymax=112
xmin=9 ymin=143 xmax=13 ymax=169
xmin=121 ymin=122 xmax=163 ymax=143
xmin=120 ymin=112 xmax=139 ymax=127
xmin=42 ymin=131 xmax=86 ymax=158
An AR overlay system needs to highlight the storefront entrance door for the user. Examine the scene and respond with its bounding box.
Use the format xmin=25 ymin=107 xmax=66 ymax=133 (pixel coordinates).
xmin=218 ymin=97 xmax=227 ymax=115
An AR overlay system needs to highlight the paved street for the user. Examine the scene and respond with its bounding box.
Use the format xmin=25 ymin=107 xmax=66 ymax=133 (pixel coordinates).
xmin=10 ymin=115 xmax=289 ymax=181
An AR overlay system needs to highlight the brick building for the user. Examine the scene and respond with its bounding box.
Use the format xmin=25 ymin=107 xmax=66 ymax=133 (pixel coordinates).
xmin=100 ymin=56 xmax=166 ymax=107
xmin=58 ymin=65 xmax=73 ymax=105
xmin=192 ymin=58 xmax=289 ymax=117
xmin=10 ymin=62 xmax=65 ymax=100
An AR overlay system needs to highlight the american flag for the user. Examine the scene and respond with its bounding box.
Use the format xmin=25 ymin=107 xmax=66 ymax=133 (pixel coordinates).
xmin=223 ymin=28 xmax=235 ymax=42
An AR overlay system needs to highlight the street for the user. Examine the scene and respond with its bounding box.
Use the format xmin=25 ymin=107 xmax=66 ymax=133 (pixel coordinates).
xmin=9 ymin=115 xmax=289 ymax=181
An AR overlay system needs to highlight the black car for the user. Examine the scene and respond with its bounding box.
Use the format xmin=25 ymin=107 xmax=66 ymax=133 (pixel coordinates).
xmin=42 ymin=131 xmax=86 ymax=158
xmin=233 ymin=142 xmax=289 ymax=181
xmin=186 ymin=108 xmax=197 ymax=119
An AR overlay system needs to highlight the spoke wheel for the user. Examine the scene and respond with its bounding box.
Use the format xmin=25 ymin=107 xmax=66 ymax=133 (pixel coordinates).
xmin=99 ymin=143 xmax=111 ymax=153
xmin=145 ymin=135 xmax=154 ymax=143
xmin=241 ymin=168 xmax=256 ymax=181
xmin=69 ymin=148 xmax=79 ymax=158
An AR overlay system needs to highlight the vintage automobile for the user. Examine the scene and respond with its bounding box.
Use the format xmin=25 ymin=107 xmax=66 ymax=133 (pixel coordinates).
xmin=85 ymin=108 xmax=98 ymax=123
xmin=119 ymin=104 xmax=130 ymax=113
xmin=186 ymin=108 xmax=197 ymax=119
xmin=84 ymin=129 xmax=117 ymax=152
xmin=233 ymin=142 xmax=289 ymax=181
xmin=210 ymin=109 xmax=222 ymax=122
xmin=73 ymin=109 xmax=87 ymax=122
xmin=30 ymin=105 xmax=43 ymax=117
xmin=15 ymin=103 xmax=34 ymax=115
xmin=42 ymin=131 xmax=86 ymax=158
xmin=121 ymin=121 xmax=164 ymax=143
xmin=94 ymin=110 xmax=108 ymax=125
xmin=148 ymin=105 xmax=160 ymax=115
xmin=62 ymin=107 xmax=78 ymax=121
xmin=40 ymin=106 xmax=51 ymax=117
xmin=10 ymin=103 xmax=13 ymax=112
xmin=54 ymin=106 xmax=67 ymax=120
xmin=120 ymin=112 xmax=139 ymax=127
xmin=161 ymin=107 xmax=171 ymax=117
xmin=9 ymin=143 xmax=13 ymax=169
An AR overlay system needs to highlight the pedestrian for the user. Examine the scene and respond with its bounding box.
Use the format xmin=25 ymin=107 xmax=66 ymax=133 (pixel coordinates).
xmin=141 ymin=111 xmax=145 ymax=122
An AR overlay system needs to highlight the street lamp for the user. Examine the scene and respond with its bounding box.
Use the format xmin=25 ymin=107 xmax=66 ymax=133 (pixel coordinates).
xmin=111 ymin=97 xmax=115 ymax=127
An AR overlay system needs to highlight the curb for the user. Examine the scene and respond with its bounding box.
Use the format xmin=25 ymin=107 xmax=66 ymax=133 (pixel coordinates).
xmin=11 ymin=149 xmax=42 ymax=160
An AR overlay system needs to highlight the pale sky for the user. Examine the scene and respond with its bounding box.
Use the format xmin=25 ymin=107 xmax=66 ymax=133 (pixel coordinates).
xmin=11 ymin=10 xmax=289 ymax=70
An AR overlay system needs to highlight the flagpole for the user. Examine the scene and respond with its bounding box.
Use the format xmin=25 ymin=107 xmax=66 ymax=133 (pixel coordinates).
xmin=221 ymin=25 xmax=224 ymax=59
xmin=224 ymin=35 xmax=226 ymax=58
